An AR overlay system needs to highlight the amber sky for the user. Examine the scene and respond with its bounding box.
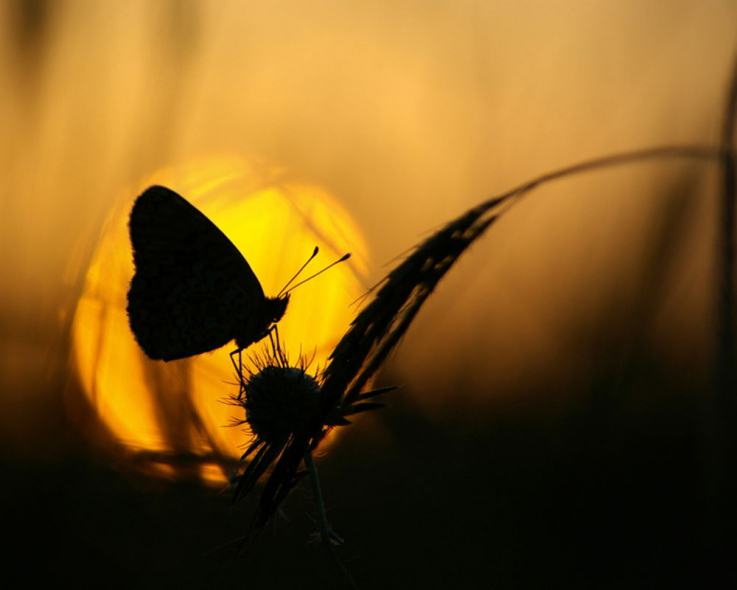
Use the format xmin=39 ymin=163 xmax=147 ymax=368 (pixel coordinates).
xmin=0 ymin=1 xmax=735 ymax=451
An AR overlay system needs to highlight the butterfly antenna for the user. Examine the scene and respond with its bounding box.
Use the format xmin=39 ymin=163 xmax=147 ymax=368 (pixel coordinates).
xmin=284 ymin=253 xmax=352 ymax=294
xmin=278 ymin=247 xmax=320 ymax=297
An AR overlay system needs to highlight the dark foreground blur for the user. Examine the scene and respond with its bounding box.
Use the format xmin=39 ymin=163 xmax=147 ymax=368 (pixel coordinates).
xmin=2 ymin=371 xmax=714 ymax=589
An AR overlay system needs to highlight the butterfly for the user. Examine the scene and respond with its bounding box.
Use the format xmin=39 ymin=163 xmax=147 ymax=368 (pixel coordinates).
xmin=127 ymin=185 xmax=289 ymax=362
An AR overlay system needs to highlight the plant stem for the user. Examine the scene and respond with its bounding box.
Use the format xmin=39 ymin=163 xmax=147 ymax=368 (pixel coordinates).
xmin=304 ymin=451 xmax=359 ymax=589
xmin=708 ymin=53 xmax=737 ymax=586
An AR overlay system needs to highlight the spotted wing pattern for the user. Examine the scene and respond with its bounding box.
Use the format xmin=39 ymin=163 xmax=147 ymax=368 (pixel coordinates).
xmin=127 ymin=185 xmax=270 ymax=361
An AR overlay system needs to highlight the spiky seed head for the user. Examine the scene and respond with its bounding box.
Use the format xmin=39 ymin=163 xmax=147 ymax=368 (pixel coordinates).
xmin=243 ymin=365 xmax=321 ymax=443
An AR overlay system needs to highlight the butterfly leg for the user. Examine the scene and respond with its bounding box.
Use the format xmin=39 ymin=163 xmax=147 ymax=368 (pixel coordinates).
xmin=267 ymin=329 xmax=279 ymax=363
xmin=274 ymin=325 xmax=286 ymax=366
xmin=230 ymin=347 xmax=246 ymax=400
xmin=267 ymin=325 xmax=289 ymax=367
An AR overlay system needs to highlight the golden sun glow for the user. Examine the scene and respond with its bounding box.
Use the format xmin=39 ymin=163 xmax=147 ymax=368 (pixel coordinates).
xmin=69 ymin=155 xmax=370 ymax=484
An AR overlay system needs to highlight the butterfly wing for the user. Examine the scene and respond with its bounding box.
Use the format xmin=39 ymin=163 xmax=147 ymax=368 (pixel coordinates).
xmin=127 ymin=185 xmax=267 ymax=361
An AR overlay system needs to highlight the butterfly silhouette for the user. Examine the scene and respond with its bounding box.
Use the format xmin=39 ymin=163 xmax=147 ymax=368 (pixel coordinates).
xmin=127 ymin=185 xmax=289 ymax=362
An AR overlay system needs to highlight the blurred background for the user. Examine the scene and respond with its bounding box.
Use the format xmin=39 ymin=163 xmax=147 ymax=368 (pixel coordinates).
xmin=1 ymin=0 xmax=736 ymax=587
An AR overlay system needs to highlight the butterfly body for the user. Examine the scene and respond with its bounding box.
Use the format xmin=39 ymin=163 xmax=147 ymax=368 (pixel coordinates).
xmin=127 ymin=185 xmax=289 ymax=361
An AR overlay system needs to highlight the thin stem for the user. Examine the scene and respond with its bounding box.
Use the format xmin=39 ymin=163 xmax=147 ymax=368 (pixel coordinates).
xmin=717 ymin=55 xmax=737 ymax=419
xmin=304 ymin=451 xmax=358 ymax=590
xmin=706 ymin=53 xmax=737 ymax=586
xmin=478 ymin=144 xmax=719 ymax=212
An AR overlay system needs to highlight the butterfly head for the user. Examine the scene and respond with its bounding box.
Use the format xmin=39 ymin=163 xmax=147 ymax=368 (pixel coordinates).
xmin=234 ymin=293 xmax=290 ymax=351
xmin=266 ymin=293 xmax=290 ymax=326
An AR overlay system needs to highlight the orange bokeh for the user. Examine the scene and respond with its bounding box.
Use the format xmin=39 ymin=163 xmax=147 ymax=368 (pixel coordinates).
xmin=69 ymin=155 xmax=370 ymax=483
